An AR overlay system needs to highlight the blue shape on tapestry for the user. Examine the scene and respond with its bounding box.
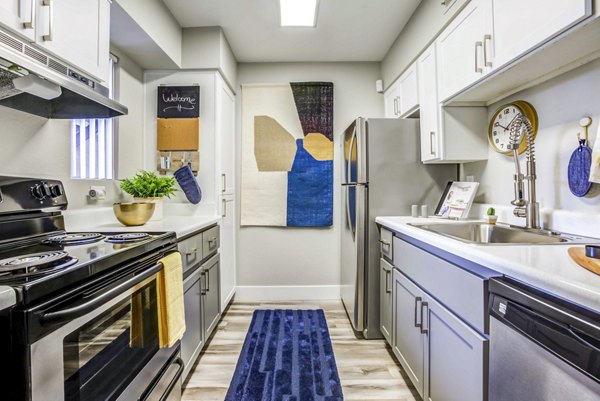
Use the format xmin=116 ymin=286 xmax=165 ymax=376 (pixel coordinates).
xmin=287 ymin=139 xmax=333 ymax=227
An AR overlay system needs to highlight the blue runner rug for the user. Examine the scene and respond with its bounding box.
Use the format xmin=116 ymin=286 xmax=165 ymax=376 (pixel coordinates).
xmin=225 ymin=309 xmax=344 ymax=401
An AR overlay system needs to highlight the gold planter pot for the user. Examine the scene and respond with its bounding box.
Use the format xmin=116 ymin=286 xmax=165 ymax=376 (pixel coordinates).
xmin=113 ymin=202 xmax=156 ymax=226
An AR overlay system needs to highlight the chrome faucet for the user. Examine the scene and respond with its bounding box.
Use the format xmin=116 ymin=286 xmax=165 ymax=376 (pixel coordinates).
xmin=508 ymin=113 xmax=540 ymax=229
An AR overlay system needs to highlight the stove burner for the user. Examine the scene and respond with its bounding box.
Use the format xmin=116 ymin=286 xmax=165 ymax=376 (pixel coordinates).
xmin=105 ymin=233 xmax=151 ymax=244
xmin=44 ymin=233 xmax=104 ymax=245
xmin=0 ymin=251 xmax=78 ymax=276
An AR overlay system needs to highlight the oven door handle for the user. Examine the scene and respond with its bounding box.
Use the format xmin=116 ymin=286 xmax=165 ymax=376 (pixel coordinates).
xmin=159 ymin=357 xmax=184 ymax=401
xmin=40 ymin=262 xmax=163 ymax=324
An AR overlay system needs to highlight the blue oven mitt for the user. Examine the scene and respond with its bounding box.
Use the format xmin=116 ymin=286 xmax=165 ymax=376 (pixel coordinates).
xmin=174 ymin=164 xmax=202 ymax=204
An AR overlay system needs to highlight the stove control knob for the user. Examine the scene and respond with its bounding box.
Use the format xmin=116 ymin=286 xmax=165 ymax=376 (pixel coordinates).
xmin=32 ymin=183 xmax=51 ymax=199
xmin=50 ymin=184 xmax=63 ymax=197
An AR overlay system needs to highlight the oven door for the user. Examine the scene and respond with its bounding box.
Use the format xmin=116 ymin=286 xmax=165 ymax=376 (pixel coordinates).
xmin=28 ymin=261 xmax=166 ymax=401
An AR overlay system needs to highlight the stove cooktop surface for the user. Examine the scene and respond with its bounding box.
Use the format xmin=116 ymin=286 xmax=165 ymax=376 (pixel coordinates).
xmin=0 ymin=230 xmax=177 ymax=304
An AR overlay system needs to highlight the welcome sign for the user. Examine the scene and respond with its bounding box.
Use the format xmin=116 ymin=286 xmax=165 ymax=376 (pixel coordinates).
xmin=157 ymin=85 xmax=200 ymax=118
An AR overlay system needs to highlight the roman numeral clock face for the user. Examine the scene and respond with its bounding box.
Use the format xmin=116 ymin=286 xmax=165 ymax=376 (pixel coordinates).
xmin=488 ymin=101 xmax=538 ymax=155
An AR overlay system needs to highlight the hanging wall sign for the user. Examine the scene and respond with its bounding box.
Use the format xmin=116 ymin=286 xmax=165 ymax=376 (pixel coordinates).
xmin=157 ymin=85 xmax=200 ymax=118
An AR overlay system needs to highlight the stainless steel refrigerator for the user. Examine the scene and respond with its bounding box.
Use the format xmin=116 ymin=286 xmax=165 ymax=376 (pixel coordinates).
xmin=340 ymin=117 xmax=457 ymax=338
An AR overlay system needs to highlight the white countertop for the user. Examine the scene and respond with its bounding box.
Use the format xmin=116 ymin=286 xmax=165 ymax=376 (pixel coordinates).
xmin=0 ymin=286 xmax=16 ymax=310
xmin=376 ymin=216 xmax=600 ymax=313
xmin=66 ymin=210 xmax=220 ymax=238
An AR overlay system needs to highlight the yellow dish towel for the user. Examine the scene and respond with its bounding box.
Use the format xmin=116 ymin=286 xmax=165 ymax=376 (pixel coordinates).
xmin=157 ymin=252 xmax=186 ymax=348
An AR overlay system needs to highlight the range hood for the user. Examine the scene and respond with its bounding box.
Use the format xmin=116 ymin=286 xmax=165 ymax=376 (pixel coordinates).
xmin=0 ymin=30 xmax=127 ymax=119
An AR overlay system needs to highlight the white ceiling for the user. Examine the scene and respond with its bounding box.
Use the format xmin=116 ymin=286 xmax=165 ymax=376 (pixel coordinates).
xmin=162 ymin=0 xmax=422 ymax=63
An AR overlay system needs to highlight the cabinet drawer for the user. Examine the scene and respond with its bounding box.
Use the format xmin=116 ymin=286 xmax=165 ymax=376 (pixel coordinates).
xmin=179 ymin=234 xmax=204 ymax=272
xmin=380 ymin=228 xmax=393 ymax=260
xmin=393 ymin=237 xmax=488 ymax=333
xmin=202 ymin=225 xmax=220 ymax=257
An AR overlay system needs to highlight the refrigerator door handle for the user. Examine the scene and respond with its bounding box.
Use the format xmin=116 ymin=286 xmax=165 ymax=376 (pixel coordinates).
xmin=346 ymin=125 xmax=357 ymax=185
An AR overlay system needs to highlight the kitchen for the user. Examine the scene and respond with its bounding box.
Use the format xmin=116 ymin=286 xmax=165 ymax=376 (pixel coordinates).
xmin=0 ymin=0 xmax=599 ymax=400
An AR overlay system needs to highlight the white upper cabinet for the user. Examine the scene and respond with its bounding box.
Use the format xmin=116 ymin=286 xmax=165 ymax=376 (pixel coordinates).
xmin=0 ymin=0 xmax=35 ymax=41
xmin=492 ymin=0 xmax=592 ymax=68
xmin=417 ymin=44 xmax=440 ymax=163
xmin=417 ymin=43 xmax=487 ymax=164
xmin=384 ymin=79 xmax=401 ymax=118
xmin=436 ymin=0 xmax=493 ymax=102
xmin=35 ymin=0 xmax=110 ymax=82
xmin=384 ymin=64 xmax=419 ymax=119
xmin=397 ymin=63 xmax=419 ymax=117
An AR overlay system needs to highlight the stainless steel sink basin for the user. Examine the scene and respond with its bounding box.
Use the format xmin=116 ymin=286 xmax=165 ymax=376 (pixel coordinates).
xmin=408 ymin=222 xmax=600 ymax=245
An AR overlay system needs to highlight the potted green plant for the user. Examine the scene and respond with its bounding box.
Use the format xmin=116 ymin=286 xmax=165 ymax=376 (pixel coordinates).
xmin=119 ymin=170 xmax=177 ymax=221
xmin=484 ymin=207 xmax=498 ymax=225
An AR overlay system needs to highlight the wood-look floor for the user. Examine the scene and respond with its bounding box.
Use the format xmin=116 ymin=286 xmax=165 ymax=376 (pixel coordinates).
xmin=182 ymin=300 xmax=419 ymax=401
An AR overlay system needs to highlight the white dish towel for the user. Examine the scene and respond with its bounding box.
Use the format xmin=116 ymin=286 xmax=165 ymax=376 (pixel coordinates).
xmin=590 ymin=123 xmax=600 ymax=184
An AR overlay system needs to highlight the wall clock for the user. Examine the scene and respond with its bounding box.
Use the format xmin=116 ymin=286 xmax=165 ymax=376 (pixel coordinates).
xmin=488 ymin=100 xmax=538 ymax=155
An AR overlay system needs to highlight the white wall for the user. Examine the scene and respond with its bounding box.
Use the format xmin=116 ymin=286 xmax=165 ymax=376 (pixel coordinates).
xmin=0 ymin=50 xmax=145 ymax=210
xmin=181 ymin=27 xmax=238 ymax=90
xmin=113 ymin=0 xmax=182 ymax=67
xmin=463 ymin=58 xmax=600 ymax=217
xmin=235 ymin=62 xmax=383 ymax=299
xmin=143 ymin=70 xmax=218 ymax=215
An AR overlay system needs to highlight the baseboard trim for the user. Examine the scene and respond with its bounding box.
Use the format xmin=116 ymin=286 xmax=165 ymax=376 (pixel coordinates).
xmin=235 ymin=285 xmax=341 ymax=301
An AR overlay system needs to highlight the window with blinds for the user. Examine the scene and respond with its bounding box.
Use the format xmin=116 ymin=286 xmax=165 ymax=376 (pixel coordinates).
xmin=70 ymin=56 xmax=117 ymax=179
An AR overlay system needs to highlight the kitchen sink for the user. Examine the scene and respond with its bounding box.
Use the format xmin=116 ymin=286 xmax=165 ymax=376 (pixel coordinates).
xmin=408 ymin=222 xmax=600 ymax=245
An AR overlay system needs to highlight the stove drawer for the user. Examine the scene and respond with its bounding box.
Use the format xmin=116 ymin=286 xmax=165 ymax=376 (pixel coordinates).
xmin=179 ymin=235 xmax=204 ymax=272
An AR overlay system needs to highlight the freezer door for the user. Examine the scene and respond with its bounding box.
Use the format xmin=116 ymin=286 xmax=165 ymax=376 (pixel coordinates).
xmin=341 ymin=184 xmax=367 ymax=333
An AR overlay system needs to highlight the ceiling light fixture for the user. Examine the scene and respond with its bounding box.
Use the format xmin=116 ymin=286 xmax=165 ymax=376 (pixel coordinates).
xmin=280 ymin=0 xmax=318 ymax=27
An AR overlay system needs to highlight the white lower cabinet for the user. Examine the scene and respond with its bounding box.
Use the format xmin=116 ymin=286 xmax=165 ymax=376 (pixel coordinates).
xmin=393 ymin=269 xmax=426 ymax=398
xmin=425 ymin=294 xmax=488 ymax=401
xmin=391 ymin=266 xmax=488 ymax=401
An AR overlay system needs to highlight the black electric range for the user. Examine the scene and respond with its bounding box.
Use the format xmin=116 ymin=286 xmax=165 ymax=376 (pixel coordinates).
xmin=0 ymin=176 xmax=182 ymax=401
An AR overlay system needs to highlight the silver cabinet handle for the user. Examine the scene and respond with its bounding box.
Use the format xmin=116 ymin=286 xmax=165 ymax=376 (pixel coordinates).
xmin=201 ymin=272 xmax=207 ymax=295
xmin=475 ymin=41 xmax=483 ymax=73
xmin=185 ymin=248 xmax=198 ymax=264
xmin=379 ymin=239 xmax=391 ymax=251
xmin=393 ymin=97 xmax=398 ymax=116
xmin=42 ymin=0 xmax=53 ymax=41
xmin=221 ymin=173 xmax=226 ymax=193
xmin=208 ymin=237 xmax=217 ymax=249
xmin=414 ymin=296 xmax=422 ymax=328
xmin=483 ymin=34 xmax=492 ymax=67
xmin=385 ymin=269 xmax=392 ymax=293
xmin=420 ymin=301 xmax=429 ymax=334
xmin=22 ymin=0 xmax=35 ymax=28
xmin=221 ymin=198 xmax=227 ymax=218
xmin=430 ymin=131 xmax=436 ymax=156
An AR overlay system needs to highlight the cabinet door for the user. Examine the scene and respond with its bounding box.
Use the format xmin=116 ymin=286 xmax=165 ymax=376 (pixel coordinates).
xmin=417 ymin=43 xmax=440 ymax=162
xmin=0 ymin=0 xmax=35 ymax=40
xmin=220 ymin=195 xmax=236 ymax=307
xmin=393 ymin=270 xmax=425 ymax=398
xmin=437 ymin=0 xmax=492 ymax=101
xmin=181 ymin=268 xmax=204 ymax=380
xmin=35 ymin=0 xmax=110 ymax=82
xmin=202 ymin=256 xmax=221 ymax=339
xmin=383 ymin=82 xmax=400 ymax=118
xmin=218 ymin=78 xmax=236 ymax=195
xmin=398 ymin=63 xmax=419 ymax=117
xmin=492 ymin=0 xmax=592 ymax=68
xmin=379 ymin=258 xmax=393 ymax=344
xmin=424 ymin=296 xmax=488 ymax=401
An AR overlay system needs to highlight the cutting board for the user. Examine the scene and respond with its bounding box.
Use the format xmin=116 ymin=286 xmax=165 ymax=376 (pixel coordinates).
xmin=568 ymin=247 xmax=600 ymax=276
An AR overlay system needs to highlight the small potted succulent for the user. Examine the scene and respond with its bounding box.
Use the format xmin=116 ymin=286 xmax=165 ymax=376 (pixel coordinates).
xmin=484 ymin=207 xmax=498 ymax=225
xmin=119 ymin=170 xmax=177 ymax=221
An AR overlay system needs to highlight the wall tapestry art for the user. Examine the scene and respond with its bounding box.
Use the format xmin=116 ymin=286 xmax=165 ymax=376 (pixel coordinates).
xmin=241 ymin=82 xmax=334 ymax=227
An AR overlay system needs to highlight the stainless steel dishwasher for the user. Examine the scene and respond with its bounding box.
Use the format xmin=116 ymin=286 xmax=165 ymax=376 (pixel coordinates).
xmin=489 ymin=277 xmax=600 ymax=401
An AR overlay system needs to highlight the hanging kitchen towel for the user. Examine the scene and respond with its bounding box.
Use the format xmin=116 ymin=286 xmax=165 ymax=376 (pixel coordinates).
xmin=590 ymin=124 xmax=600 ymax=184
xmin=174 ymin=164 xmax=202 ymax=204
xmin=156 ymin=252 xmax=186 ymax=348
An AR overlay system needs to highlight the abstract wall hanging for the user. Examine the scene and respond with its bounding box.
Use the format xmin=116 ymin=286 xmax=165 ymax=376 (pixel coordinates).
xmin=241 ymin=82 xmax=334 ymax=227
